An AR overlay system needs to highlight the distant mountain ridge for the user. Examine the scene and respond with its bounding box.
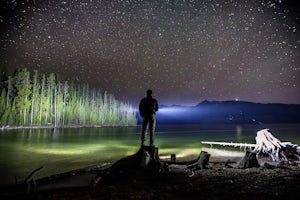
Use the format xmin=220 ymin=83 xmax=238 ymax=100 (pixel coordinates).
xmin=138 ymin=100 xmax=300 ymax=124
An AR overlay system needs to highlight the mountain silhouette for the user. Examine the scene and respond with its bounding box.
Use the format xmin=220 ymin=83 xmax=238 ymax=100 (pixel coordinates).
xmin=137 ymin=101 xmax=300 ymax=124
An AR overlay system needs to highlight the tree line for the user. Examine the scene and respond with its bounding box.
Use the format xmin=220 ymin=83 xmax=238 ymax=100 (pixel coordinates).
xmin=0 ymin=68 xmax=137 ymax=127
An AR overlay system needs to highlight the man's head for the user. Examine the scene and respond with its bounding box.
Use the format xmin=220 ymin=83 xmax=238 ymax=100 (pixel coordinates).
xmin=147 ymin=89 xmax=152 ymax=96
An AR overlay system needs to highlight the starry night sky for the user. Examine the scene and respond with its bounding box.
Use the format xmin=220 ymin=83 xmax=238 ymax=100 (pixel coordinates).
xmin=1 ymin=0 xmax=299 ymax=106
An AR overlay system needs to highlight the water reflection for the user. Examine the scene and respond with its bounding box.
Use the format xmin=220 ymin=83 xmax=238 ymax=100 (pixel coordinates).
xmin=0 ymin=124 xmax=299 ymax=186
xmin=236 ymin=125 xmax=242 ymax=139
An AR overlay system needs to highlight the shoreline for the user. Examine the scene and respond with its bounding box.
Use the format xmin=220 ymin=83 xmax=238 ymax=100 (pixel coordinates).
xmin=2 ymin=154 xmax=300 ymax=200
xmin=0 ymin=124 xmax=138 ymax=130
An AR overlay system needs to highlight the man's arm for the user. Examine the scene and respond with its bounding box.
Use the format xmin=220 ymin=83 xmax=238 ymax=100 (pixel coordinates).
xmin=155 ymin=99 xmax=159 ymax=112
xmin=139 ymin=99 xmax=145 ymax=117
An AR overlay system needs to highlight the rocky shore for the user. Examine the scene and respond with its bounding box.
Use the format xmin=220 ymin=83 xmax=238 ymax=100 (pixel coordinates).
xmin=5 ymin=165 xmax=299 ymax=200
xmin=2 ymin=148 xmax=300 ymax=200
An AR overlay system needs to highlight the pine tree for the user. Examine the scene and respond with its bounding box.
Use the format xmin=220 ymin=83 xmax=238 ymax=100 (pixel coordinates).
xmin=0 ymin=89 xmax=7 ymax=125
xmin=39 ymin=74 xmax=46 ymax=125
xmin=46 ymin=73 xmax=56 ymax=125
xmin=62 ymin=81 xmax=69 ymax=126
xmin=30 ymin=70 xmax=40 ymax=126
xmin=13 ymin=69 xmax=32 ymax=125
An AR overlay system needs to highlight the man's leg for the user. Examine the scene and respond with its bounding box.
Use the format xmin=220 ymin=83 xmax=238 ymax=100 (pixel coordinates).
xmin=149 ymin=115 xmax=156 ymax=147
xmin=141 ymin=117 xmax=149 ymax=146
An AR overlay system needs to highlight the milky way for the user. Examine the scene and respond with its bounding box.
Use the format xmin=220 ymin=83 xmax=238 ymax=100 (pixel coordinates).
xmin=0 ymin=0 xmax=299 ymax=106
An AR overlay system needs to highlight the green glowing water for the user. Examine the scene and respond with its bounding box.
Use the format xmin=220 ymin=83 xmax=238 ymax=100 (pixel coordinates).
xmin=0 ymin=124 xmax=299 ymax=186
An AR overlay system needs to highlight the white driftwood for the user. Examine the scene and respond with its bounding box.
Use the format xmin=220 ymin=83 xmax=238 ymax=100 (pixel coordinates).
xmin=201 ymin=141 xmax=256 ymax=150
xmin=202 ymin=128 xmax=300 ymax=163
xmin=253 ymin=129 xmax=294 ymax=162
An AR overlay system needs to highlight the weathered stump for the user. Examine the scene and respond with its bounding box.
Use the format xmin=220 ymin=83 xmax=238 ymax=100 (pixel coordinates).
xmin=238 ymin=151 xmax=260 ymax=168
xmin=93 ymin=146 xmax=161 ymax=186
xmin=186 ymin=151 xmax=210 ymax=170
xmin=171 ymin=154 xmax=176 ymax=161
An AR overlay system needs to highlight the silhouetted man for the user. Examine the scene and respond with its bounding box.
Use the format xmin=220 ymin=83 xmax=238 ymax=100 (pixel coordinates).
xmin=139 ymin=89 xmax=159 ymax=147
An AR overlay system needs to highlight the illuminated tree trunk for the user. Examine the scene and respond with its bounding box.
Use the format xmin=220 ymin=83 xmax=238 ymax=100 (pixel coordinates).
xmin=39 ymin=75 xmax=45 ymax=126
xmin=23 ymin=71 xmax=31 ymax=125
xmin=0 ymin=89 xmax=6 ymax=123
xmin=30 ymin=71 xmax=38 ymax=126
xmin=98 ymin=90 xmax=103 ymax=125
xmin=45 ymin=82 xmax=49 ymax=125
xmin=47 ymin=73 xmax=56 ymax=125
xmin=84 ymin=83 xmax=90 ymax=124
xmin=62 ymin=82 xmax=68 ymax=126
xmin=14 ymin=69 xmax=32 ymax=125
xmin=57 ymin=82 xmax=63 ymax=126
xmin=6 ymin=76 xmax=11 ymax=109
xmin=54 ymin=85 xmax=57 ymax=127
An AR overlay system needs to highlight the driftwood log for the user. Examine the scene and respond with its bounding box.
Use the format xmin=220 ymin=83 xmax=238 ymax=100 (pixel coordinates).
xmin=253 ymin=129 xmax=300 ymax=162
xmin=15 ymin=166 xmax=43 ymax=194
xmin=238 ymin=129 xmax=300 ymax=168
xmin=161 ymin=151 xmax=210 ymax=176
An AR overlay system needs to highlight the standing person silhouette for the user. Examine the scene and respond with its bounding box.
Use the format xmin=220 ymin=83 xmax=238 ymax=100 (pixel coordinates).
xmin=139 ymin=89 xmax=159 ymax=147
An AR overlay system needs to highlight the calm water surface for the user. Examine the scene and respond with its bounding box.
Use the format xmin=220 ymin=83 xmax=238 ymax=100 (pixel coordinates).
xmin=0 ymin=124 xmax=299 ymax=186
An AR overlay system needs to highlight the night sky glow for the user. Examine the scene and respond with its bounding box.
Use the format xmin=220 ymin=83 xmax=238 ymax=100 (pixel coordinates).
xmin=1 ymin=0 xmax=299 ymax=106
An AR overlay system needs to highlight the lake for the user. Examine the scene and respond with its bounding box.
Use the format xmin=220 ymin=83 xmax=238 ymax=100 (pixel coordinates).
xmin=0 ymin=124 xmax=299 ymax=186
